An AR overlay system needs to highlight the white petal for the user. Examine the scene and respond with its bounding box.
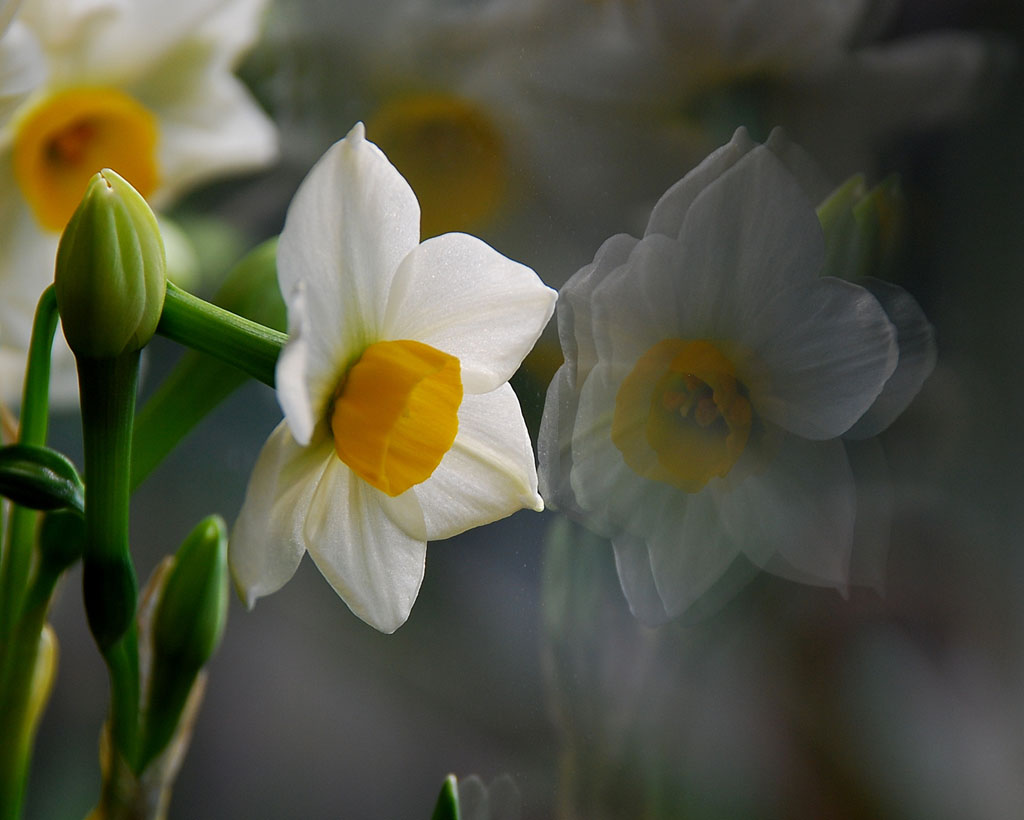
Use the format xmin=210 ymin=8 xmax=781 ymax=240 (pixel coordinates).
xmin=678 ymin=143 xmax=825 ymax=334
xmin=147 ymin=68 xmax=278 ymax=204
xmin=273 ymin=282 xmax=322 ymax=446
xmin=588 ymin=235 xmax=691 ymax=367
xmin=0 ymin=187 xmax=81 ymax=406
xmin=569 ymin=359 xmax=657 ymax=538
xmin=228 ymin=422 xmax=330 ymax=608
xmin=646 ymin=487 xmax=742 ymax=619
xmin=23 ymin=0 xmax=268 ymax=81
xmin=412 ymin=383 xmax=542 ymax=541
xmin=745 ymin=277 xmax=898 ymax=440
xmin=844 ymin=278 xmax=936 ymax=439
xmin=0 ymin=22 xmax=45 ymax=127
xmin=382 ymin=232 xmax=556 ymax=394
xmin=612 ymin=535 xmax=672 ymax=625
xmin=277 ymin=121 xmax=420 ymax=369
xmin=720 ymin=435 xmax=856 ymax=588
xmin=304 ymin=457 xmax=427 ymax=633
xmin=644 ymin=126 xmax=756 ymax=239
xmin=558 ymin=232 xmax=639 ymax=387
xmin=537 ymin=364 xmax=583 ymax=516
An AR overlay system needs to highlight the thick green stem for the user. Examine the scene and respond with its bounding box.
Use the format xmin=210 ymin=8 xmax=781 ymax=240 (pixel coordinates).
xmin=78 ymin=353 xmax=142 ymax=768
xmin=156 ymin=283 xmax=284 ymax=389
xmin=0 ymin=287 xmax=58 ymax=640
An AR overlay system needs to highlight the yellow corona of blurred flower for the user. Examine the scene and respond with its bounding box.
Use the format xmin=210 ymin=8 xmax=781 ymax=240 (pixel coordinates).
xmin=0 ymin=0 xmax=277 ymax=403
xmin=229 ymin=123 xmax=556 ymax=633
xmin=538 ymin=128 xmax=935 ymax=623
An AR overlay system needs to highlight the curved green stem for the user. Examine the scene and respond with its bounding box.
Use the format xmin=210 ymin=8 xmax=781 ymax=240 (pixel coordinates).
xmin=0 ymin=286 xmax=58 ymax=645
xmin=156 ymin=283 xmax=284 ymax=389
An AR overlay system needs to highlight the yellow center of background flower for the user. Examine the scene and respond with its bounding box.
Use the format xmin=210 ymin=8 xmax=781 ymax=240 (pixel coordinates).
xmin=367 ymin=93 xmax=506 ymax=239
xmin=13 ymin=87 xmax=160 ymax=232
xmin=331 ymin=339 xmax=462 ymax=497
xmin=613 ymin=339 xmax=752 ymax=492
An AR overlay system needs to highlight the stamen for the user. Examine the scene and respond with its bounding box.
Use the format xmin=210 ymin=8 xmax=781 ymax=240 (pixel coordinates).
xmin=613 ymin=339 xmax=753 ymax=492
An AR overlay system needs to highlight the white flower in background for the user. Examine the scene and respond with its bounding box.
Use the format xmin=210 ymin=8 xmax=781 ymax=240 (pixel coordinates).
xmin=266 ymin=0 xmax=701 ymax=265
xmin=266 ymin=0 xmax=1006 ymax=292
xmin=229 ymin=123 xmax=556 ymax=633
xmin=0 ymin=0 xmax=277 ymax=404
xmin=458 ymin=774 xmax=521 ymax=820
xmin=538 ymin=128 xmax=936 ymax=623
xmin=522 ymin=0 xmax=1008 ymax=182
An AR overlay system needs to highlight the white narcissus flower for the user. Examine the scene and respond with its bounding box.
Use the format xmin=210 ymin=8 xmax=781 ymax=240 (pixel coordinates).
xmin=530 ymin=0 xmax=1007 ymax=164
xmin=0 ymin=0 xmax=277 ymax=403
xmin=538 ymin=128 xmax=935 ymax=624
xmin=229 ymin=123 xmax=557 ymax=633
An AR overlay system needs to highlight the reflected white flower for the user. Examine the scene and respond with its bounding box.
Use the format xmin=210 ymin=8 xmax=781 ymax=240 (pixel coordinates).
xmin=538 ymin=128 xmax=935 ymax=623
xmin=458 ymin=774 xmax=521 ymax=820
xmin=524 ymin=0 xmax=1009 ymax=184
xmin=268 ymin=0 xmax=1007 ymax=294
xmin=0 ymin=0 xmax=277 ymax=403
xmin=230 ymin=123 xmax=556 ymax=633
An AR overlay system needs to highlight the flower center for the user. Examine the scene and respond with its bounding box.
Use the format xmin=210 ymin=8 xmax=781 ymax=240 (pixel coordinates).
xmin=367 ymin=93 xmax=506 ymax=238
xmin=13 ymin=86 xmax=160 ymax=232
xmin=330 ymin=339 xmax=463 ymax=497
xmin=613 ymin=339 xmax=752 ymax=492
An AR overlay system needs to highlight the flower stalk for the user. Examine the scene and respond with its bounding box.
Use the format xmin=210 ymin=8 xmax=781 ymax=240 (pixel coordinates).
xmin=156 ymin=281 xmax=286 ymax=390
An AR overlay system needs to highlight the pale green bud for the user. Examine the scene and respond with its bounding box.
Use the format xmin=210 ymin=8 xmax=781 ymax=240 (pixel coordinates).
xmin=54 ymin=169 xmax=166 ymax=358
xmin=817 ymin=173 xmax=905 ymax=283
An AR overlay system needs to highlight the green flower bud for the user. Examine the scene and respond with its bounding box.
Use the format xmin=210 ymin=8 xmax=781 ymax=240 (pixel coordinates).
xmin=140 ymin=516 xmax=228 ymax=770
xmin=817 ymin=173 xmax=905 ymax=283
xmin=54 ymin=169 xmax=166 ymax=358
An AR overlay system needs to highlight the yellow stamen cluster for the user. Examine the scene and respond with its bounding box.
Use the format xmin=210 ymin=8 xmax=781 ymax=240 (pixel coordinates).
xmin=613 ymin=339 xmax=752 ymax=492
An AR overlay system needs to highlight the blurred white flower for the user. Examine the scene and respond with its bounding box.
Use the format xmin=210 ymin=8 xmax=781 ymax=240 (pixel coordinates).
xmin=522 ymin=0 xmax=1009 ymax=184
xmin=0 ymin=0 xmax=277 ymax=403
xmin=268 ymin=0 xmax=1006 ymax=294
xmin=458 ymin=774 xmax=521 ymax=820
xmin=538 ymin=127 xmax=935 ymax=623
xmin=229 ymin=123 xmax=556 ymax=633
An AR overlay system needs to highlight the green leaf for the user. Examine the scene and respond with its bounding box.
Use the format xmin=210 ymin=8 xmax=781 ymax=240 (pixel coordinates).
xmin=431 ymin=774 xmax=460 ymax=820
xmin=0 ymin=444 xmax=84 ymax=514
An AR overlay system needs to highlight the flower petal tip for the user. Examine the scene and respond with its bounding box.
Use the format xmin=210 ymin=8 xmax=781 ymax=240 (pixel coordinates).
xmin=345 ymin=121 xmax=367 ymax=146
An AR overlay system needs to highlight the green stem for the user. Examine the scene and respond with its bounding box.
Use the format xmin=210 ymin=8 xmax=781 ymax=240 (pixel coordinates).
xmin=0 ymin=287 xmax=58 ymax=647
xmin=78 ymin=353 xmax=142 ymax=768
xmin=0 ymin=563 xmax=61 ymax=820
xmin=156 ymin=283 xmax=284 ymax=389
